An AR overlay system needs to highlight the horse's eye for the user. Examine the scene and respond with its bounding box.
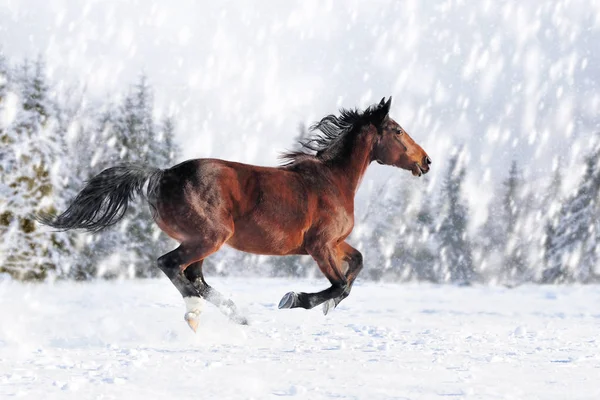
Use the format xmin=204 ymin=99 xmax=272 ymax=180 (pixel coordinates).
xmin=395 ymin=128 xmax=403 ymax=135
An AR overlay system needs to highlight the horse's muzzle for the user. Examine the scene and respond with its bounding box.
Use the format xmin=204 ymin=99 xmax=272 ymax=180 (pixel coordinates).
xmin=412 ymin=163 xmax=429 ymax=177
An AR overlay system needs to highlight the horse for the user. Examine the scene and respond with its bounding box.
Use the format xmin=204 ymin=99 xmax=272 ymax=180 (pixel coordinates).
xmin=38 ymin=97 xmax=431 ymax=331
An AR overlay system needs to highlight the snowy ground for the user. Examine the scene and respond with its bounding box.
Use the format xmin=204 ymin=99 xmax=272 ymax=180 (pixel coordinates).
xmin=1 ymin=277 xmax=599 ymax=400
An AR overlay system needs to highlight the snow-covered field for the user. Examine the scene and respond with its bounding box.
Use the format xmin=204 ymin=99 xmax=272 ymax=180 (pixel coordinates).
xmin=1 ymin=277 xmax=599 ymax=399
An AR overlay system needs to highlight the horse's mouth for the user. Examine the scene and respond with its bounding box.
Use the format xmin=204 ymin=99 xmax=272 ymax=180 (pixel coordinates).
xmin=412 ymin=163 xmax=428 ymax=177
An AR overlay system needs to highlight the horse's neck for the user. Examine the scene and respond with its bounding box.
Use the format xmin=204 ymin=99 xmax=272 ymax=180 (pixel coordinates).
xmin=329 ymin=130 xmax=375 ymax=197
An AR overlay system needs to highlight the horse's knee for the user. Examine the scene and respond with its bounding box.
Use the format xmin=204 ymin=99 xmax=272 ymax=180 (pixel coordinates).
xmin=348 ymin=250 xmax=363 ymax=273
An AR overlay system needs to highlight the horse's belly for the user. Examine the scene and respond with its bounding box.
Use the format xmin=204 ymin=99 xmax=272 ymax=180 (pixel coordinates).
xmin=226 ymin=219 xmax=307 ymax=256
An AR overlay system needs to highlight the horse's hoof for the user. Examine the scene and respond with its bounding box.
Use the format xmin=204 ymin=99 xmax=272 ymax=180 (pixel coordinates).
xmin=322 ymin=299 xmax=336 ymax=315
xmin=184 ymin=312 xmax=200 ymax=333
xmin=278 ymin=292 xmax=298 ymax=309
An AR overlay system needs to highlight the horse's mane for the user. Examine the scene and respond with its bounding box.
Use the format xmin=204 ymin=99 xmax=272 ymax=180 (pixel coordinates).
xmin=280 ymin=97 xmax=392 ymax=166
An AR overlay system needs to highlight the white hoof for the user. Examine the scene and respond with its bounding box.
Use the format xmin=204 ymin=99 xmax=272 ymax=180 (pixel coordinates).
xmin=183 ymin=297 xmax=204 ymax=332
xmin=322 ymin=299 xmax=336 ymax=316
xmin=184 ymin=312 xmax=200 ymax=332
xmin=278 ymin=292 xmax=298 ymax=309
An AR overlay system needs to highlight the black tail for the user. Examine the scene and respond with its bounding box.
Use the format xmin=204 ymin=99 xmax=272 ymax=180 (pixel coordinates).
xmin=37 ymin=164 xmax=163 ymax=233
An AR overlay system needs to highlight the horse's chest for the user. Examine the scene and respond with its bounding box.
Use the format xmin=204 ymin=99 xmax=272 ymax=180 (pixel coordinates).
xmin=318 ymin=204 xmax=354 ymax=239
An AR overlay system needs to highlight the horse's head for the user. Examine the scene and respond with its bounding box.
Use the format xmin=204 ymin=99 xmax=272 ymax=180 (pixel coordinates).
xmin=372 ymin=97 xmax=431 ymax=177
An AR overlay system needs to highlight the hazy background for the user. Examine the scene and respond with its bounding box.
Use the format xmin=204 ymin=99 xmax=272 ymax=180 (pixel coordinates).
xmin=2 ymin=0 xmax=599 ymax=225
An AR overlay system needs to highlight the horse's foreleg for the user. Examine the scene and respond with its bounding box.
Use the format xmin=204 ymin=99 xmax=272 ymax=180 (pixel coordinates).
xmin=184 ymin=261 xmax=248 ymax=325
xmin=323 ymin=242 xmax=363 ymax=314
xmin=278 ymin=243 xmax=348 ymax=310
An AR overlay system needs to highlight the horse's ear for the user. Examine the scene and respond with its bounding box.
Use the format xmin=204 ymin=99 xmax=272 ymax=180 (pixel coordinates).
xmin=380 ymin=96 xmax=392 ymax=116
xmin=385 ymin=96 xmax=392 ymax=110
xmin=373 ymin=96 xmax=392 ymax=128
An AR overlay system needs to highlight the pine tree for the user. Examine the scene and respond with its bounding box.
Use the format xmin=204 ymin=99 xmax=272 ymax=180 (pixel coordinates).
xmin=0 ymin=57 xmax=73 ymax=280
xmin=477 ymin=161 xmax=536 ymax=283
xmin=541 ymin=163 xmax=563 ymax=280
xmin=359 ymin=177 xmax=437 ymax=283
xmin=0 ymin=52 xmax=10 ymax=233
xmin=64 ymin=104 xmax=121 ymax=280
xmin=543 ymin=136 xmax=600 ymax=283
xmin=387 ymin=183 xmax=438 ymax=282
xmin=101 ymin=76 xmax=158 ymax=277
xmin=477 ymin=191 xmax=504 ymax=281
xmin=501 ymin=161 xmax=528 ymax=281
xmin=410 ymin=198 xmax=437 ymax=282
xmin=356 ymin=179 xmax=402 ymax=281
xmin=91 ymin=75 xmax=177 ymax=278
xmin=436 ymin=152 xmax=475 ymax=283
xmin=0 ymin=51 xmax=9 ymax=143
xmin=157 ymin=116 xmax=177 ymax=167
xmin=54 ymin=76 xmax=181 ymax=280
xmin=0 ymin=52 xmax=7 ymax=104
xmin=377 ymin=183 xmax=410 ymax=280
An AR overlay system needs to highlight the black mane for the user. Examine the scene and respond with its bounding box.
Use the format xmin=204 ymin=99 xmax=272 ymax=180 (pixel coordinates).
xmin=280 ymin=97 xmax=392 ymax=166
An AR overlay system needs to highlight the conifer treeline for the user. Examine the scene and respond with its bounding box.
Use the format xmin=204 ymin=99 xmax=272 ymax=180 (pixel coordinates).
xmin=354 ymin=144 xmax=600 ymax=285
xmin=0 ymin=55 xmax=177 ymax=280
xmin=1 ymin=53 xmax=598 ymax=283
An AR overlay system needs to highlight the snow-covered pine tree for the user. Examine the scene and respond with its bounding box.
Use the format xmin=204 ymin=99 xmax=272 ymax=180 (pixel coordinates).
xmin=0 ymin=51 xmax=9 ymax=143
xmin=531 ymin=159 xmax=563 ymax=282
xmin=0 ymin=52 xmax=10 ymax=234
xmin=100 ymin=75 xmax=174 ymax=278
xmin=357 ymin=176 xmax=435 ymax=282
xmin=386 ymin=182 xmax=438 ymax=282
xmin=517 ymin=186 xmax=544 ymax=282
xmin=543 ymin=158 xmax=563 ymax=219
xmin=356 ymin=178 xmax=401 ymax=281
xmin=476 ymin=161 xmax=532 ymax=284
xmin=500 ymin=161 xmax=529 ymax=282
xmin=62 ymin=103 xmax=120 ymax=280
xmin=542 ymin=165 xmax=563 ymax=279
xmin=157 ymin=116 xmax=177 ymax=167
xmin=374 ymin=181 xmax=412 ymax=281
xmin=436 ymin=151 xmax=475 ymax=283
xmin=0 ymin=52 xmax=7 ymax=103
xmin=543 ymin=136 xmax=600 ymax=283
xmin=0 ymin=57 xmax=73 ymax=280
xmin=60 ymin=77 xmax=181 ymax=280
xmin=477 ymin=194 xmax=504 ymax=282
xmin=409 ymin=195 xmax=437 ymax=282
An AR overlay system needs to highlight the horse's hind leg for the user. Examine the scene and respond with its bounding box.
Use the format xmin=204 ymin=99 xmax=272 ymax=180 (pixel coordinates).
xmin=158 ymin=238 xmax=233 ymax=331
xmin=184 ymin=261 xmax=247 ymax=325
xmin=157 ymin=246 xmax=224 ymax=331
xmin=157 ymin=246 xmax=205 ymax=331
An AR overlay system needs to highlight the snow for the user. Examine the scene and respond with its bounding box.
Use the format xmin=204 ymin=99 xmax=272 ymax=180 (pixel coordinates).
xmin=1 ymin=277 xmax=599 ymax=399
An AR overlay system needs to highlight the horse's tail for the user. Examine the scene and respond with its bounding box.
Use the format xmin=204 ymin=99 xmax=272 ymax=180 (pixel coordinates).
xmin=37 ymin=163 xmax=163 ymax=233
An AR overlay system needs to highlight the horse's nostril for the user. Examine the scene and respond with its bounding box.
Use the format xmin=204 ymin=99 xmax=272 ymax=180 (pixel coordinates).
xmin=424 ymin=156 xmax=432 ymax=165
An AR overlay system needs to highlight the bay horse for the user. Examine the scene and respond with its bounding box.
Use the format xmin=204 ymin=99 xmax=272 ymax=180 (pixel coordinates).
xmin=38 ymin=97 xmax=431 ymax=331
